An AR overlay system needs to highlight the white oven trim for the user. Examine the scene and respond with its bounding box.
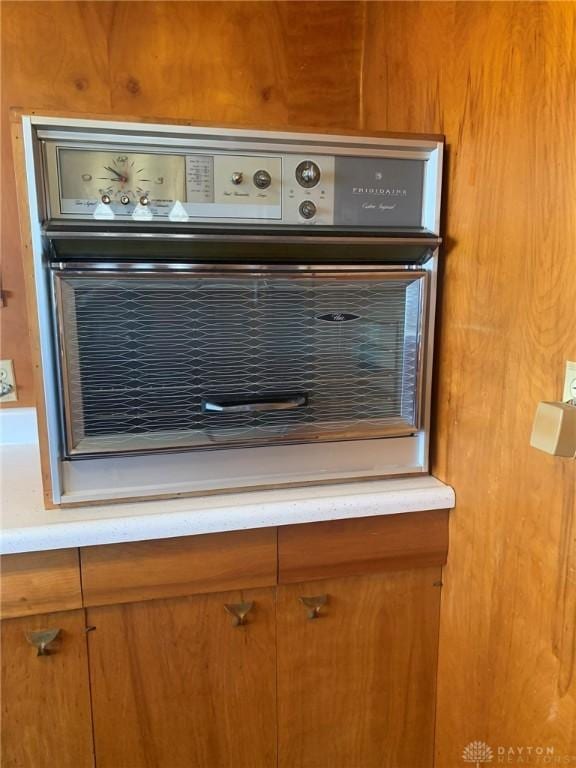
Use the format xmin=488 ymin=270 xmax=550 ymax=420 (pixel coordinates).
xmin=60 ymin=434 xmax=426 ymax=505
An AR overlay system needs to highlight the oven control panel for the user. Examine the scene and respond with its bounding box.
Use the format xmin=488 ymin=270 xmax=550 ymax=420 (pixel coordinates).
xmin=42 ymin=132 xmax=441 ymax=231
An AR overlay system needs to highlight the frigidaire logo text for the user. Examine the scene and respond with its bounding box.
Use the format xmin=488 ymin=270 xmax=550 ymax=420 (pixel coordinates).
xmin=352 ymin=187 xmax=408 ymax=196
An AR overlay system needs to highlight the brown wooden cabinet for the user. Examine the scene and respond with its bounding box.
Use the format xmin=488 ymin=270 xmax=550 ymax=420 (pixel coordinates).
xmin=86 ymin=588 xmax=277 ymax=768
xmin=0 ymin=610 xmax=93 ymax=768
xmin=277 ymin=569 xmax=441 ymax=768
xmin=0 ymin=514 xmax=448 ymax=768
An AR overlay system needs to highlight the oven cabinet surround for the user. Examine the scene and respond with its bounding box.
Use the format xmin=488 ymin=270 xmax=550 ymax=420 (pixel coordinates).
xmin=0 ymin=512 xmax=448 ymax=768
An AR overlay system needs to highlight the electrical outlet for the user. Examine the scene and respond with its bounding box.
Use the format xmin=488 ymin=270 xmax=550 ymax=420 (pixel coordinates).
xmin=0 ymin=360 xmax=17 ymax=402
xmin=563 ymin=360 xmax=576 ymax=403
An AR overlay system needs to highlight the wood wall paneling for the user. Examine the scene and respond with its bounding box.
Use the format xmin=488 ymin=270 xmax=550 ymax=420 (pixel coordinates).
xmin=361 ymin=1 xmax=576 ymax=761
xmin=106 ymin=1 xmax=364 ymax=128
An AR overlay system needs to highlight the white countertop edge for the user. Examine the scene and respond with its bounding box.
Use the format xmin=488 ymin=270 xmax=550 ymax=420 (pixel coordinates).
xmin=1 ymin=482 xmax=454 ymax=554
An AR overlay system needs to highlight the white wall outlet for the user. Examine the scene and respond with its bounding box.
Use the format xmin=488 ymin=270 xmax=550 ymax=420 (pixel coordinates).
xmin=0 ymin=360 xmax=18 ymax=402
xmin=563 ymin=360 xmax=576 ymax=403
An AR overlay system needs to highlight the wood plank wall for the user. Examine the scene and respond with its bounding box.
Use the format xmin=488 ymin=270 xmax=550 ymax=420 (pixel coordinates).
xmin=2 ymin=1 xmax=575 ymax=762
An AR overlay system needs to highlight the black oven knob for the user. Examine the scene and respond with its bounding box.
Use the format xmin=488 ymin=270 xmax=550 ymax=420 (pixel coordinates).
xmin=299 ymin=200 xmax=317 ymax=219
xmin=296 ymin=160 xmax=321 ymax=188
xmin=253 ymin=169 xmax=272 ymax=189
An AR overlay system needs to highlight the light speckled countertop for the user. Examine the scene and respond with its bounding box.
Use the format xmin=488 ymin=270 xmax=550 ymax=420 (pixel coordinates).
xmin=0 ymin=408 xmax=455 ymax=554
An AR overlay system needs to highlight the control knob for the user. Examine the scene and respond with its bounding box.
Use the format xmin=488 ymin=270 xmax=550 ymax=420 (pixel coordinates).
xmin=253 ymin=169 xmax=272 ymax=189
xmin=231 ymin=172 xmax=243 ymax=185
xmin=120 ymin=194 xmax=130 ymax=205
xmin=299 ymin=200 xmax=317 ymax=219
xmin=295 ymin=160 xmax=321 ymax=188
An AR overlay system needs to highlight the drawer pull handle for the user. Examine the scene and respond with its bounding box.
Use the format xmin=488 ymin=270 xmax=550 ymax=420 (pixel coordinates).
xmin=224 ymin=601 xmax=254 ymax=627
xmin=203 ymin=394 xmax=307 ymax=413
xmin=299 ymin=595 xmax=328 ymax=620
xmin=25 ymin=628 xmax=61 ymax=656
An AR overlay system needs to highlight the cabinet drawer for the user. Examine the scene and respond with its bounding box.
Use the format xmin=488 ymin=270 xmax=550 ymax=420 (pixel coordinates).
xmin=278 ymin=510 xmax=449 ymax=583
xmin=0 ymin=549 xmax=82 ymax=619
xmin=81 ymin=527 xmax=278 ymax=607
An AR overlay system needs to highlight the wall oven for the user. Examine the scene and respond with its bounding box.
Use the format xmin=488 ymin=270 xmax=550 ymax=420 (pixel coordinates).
xmin=18 ymin=116 xmax=443 ymax=505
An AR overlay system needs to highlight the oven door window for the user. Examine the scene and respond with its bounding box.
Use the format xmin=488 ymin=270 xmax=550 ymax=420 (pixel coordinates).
xmin=53 ymin=269 xmax=427 ymax=457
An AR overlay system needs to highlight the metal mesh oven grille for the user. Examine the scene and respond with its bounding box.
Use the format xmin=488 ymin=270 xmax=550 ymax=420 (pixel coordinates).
xmin=55 ymin=272 xmax=425 ymax=456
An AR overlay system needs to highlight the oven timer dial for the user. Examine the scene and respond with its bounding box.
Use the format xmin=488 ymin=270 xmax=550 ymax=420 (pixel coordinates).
xmin=295 ymin=160 xmax=321 ymax=188
xmin=299 ymin=200 xmax=317 ymax=219
xmin=253 ymin=169 xmax=272 ymax=189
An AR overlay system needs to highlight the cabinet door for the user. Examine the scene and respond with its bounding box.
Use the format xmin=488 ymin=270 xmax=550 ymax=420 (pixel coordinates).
xmin=1 ymin=609 xmax=94 ymax=768
xmin=87 ymin=587 xmax=276 ymax=768
xmin=277 ymin=568 xmax=441 ymax=768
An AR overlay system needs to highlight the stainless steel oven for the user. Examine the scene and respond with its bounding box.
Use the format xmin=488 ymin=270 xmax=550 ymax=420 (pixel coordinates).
xmin=20 ymin=116 xmax=443 ymax=505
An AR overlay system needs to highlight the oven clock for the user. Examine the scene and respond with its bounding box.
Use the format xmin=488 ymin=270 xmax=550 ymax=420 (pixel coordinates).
xmin=57 ymin=149 xmax=186 ymax=208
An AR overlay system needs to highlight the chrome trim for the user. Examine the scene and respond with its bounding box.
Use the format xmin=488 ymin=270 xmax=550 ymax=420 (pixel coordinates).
xmin=67 ymin=426 xmax=420 ymax=460
xmin=39 ymin=133 xmax=440 ymax=158
xmin=51 ymin=263 xmax=427 ymax=278
xmin=41 ymin=135 xmax=434 ymax=159
xmin=420 ymin=251 xmax=439 ymax=471
xmin=412 ymin=272 xmax=428 ymax=431
xmin=44 ymin=229 xmax=441 ymax=246
xmin=202 ymin=395 xmax=307 ymax=413
xmin=48 ymin=268 xmax=72 ymax=458
xmin=31 ymin=114 xmax=442 ymax=150
xmin=51 ymin=265 xmax=428 ymax=459
xmin=52 ymin=273 xmax=79 ymax=455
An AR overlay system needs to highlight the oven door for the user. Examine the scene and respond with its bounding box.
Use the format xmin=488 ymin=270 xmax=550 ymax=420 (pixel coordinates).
xmin=52 ymin=263 xmax=428 ymax=458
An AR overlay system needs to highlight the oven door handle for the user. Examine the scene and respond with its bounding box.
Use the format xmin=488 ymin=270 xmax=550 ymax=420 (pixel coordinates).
xmin=202 ymin=395 xmax=307 ymax=413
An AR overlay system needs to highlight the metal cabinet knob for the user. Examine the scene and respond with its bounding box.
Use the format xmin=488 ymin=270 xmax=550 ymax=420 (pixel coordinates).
xmin=25 ymin=628 xmax=61 ymax=656
xmin=299 ymin=594 xmax=328 ymax=619
xmin=224 ymin=601 xmax=254 ymax=627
